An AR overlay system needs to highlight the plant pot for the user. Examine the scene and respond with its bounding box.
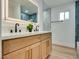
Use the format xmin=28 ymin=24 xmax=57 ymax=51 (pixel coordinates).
xmin=29 ymin=29 xmax=32 ymax=32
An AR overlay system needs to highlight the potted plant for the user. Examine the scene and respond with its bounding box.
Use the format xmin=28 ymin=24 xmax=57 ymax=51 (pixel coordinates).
xmin=27 ymin=23 xmax=33 ymax=32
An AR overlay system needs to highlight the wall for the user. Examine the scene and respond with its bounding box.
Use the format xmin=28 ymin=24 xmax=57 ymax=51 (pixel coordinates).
xmin=43 ymin=8 xmax=51 ymax=31
xmin=0 ymin=0 xmax=2 ymax=59
xmin=1 ymin=0 xmax=44 ymax=36
xmin=51 ymin=2 xmax=75 ymax=48
xmin=0 ymin=0 xmax=1 ymax=37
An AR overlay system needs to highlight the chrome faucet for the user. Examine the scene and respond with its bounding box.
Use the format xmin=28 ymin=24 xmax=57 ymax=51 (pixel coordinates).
xmin=36 ymin=25 xmax=39 ymax=31
xmin=15 ymin=23 xmax=19 ymax=33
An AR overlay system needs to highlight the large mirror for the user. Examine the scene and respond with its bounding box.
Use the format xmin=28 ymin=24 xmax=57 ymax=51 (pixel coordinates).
xmin=7 ymin=0 xmax=38 ymax=22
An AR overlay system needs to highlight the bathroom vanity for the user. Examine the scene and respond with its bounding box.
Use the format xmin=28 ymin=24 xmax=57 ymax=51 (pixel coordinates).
xmin=0 ymin=0 xmax=52 ymax=59
xmin=0 ymin=32 xmax=52 ymax=59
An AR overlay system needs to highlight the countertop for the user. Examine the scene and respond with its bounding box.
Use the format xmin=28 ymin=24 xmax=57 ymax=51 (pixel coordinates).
xmin=0 ymin=31 xmax=51 ymax=40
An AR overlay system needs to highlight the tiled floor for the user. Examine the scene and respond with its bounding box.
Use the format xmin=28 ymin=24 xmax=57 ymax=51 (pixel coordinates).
xmin=48 ymin=45 xmax=78 ymax=59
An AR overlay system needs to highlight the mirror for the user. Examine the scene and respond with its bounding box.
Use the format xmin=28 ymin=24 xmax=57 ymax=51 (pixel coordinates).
xmin=8 ymin=0 xmax=38 ymax=22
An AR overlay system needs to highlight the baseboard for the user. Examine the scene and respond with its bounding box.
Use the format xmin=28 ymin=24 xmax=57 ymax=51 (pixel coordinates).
xmin=52 ymin=41 xmax=75 ymax=48
xmin=53 ymin=44 xmax=75 ymax=50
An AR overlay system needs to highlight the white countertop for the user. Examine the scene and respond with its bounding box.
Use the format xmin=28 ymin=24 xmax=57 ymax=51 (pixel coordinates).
xmin=0 ymin=31 xmax=51 ymax=40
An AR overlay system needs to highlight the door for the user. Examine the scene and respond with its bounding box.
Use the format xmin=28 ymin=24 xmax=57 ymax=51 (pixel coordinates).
xmin=3 ymin=47 xmax=29 ymax=59
xmin=76 ymin=1 xmax=79 ymax=58
xmin=29 ymin=42 xmax=41 ymax=59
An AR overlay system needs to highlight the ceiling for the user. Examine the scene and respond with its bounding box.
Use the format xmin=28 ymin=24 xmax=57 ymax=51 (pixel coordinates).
xmin=44 ymin=0 xmax=75 ymax=8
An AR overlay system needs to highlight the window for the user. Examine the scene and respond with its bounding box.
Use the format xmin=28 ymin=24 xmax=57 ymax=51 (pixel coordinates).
xmin=59 ymin=11 xmax=69 ymax=21
xmin=60 ymin=12 xmax=64 ymax=21
xmin=65 ymin=12 xmax=69 ymax=20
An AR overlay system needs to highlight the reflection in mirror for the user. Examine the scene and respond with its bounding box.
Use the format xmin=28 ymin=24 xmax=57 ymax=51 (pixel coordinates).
xmin=8 ymin=0 xmax=38 ymax=22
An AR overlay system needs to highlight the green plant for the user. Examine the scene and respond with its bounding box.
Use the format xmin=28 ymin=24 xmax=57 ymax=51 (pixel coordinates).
xmin=27 ymin=23 xmax=33 ymax=32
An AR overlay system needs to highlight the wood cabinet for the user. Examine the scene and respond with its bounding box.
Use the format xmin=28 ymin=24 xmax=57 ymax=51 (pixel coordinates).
xmin=41 ymin=38 xmax=52 ymax=59
xmin=2 ymin=35 xmax=40 ymax=55
xmin=2 ymin=33 xmax=52 ymax=59
xmin=3 ymin=42 xmax=41 ymax=59
xmin=46 ymin=38 xmax=52 ymax=56
xmin=29 ymin=42 xmax=41 ymax=59
xmin=3 ymin=47 xmax=29 ymax=59
xmin=41 ymin=39 xmax=47 ymax=59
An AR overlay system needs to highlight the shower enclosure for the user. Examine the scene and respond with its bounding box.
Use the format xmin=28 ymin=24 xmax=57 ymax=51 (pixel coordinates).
xmin=75 ymin=1 xmax=79 ymax=57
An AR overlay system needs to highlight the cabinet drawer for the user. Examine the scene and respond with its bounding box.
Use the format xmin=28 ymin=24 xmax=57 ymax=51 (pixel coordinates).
xmin=2 ymin=35 xmax=40 ymax=55
xmin=3 ymin=47 xmax=29 ymax=59
xmin=40 ymin=33 xmax=51 ymax=41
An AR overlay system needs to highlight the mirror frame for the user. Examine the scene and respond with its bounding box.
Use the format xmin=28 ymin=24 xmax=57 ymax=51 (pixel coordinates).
xmin=5 ymin=0 xmax=38 ymax=22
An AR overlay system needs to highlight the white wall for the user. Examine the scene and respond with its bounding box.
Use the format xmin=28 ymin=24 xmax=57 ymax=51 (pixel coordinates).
xmin=43 ymin=8 xmax=51 ymax=31
xmin=0 ymin=0 xmax=1 ymax=37
xmin=51 ymin=2 xmax=75 ymax=48
xmin=0 ymin=1 xmax=2 ymax=59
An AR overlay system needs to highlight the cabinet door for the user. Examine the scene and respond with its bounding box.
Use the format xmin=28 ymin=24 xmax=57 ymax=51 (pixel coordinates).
xmin=29 ymin=42 xmax=41 ymax=59
xmin=41 ymin=38 xmax=52 ymax=59
xmin=41 ymin=40 xmax=47 ymax=59
xmin=3 ymin=47 xmax=29 ymax=59
xmin=46 ymin=38 xmax=52 ymax=56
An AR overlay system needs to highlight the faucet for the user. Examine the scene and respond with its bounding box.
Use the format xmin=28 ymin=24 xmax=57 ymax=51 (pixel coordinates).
xmin=15 ymin=23 xmax=19 ymax=33
xmin=36 ymin=25 xmax=39 ymax=31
